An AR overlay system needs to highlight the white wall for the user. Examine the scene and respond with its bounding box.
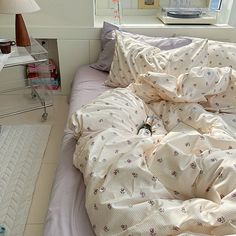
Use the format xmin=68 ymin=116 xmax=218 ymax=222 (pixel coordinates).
xmin=0 ymin=0 xmax=236 ymax=95
xmin=228 ymin=0 xmax=236 ymax=27
xmin=0 ymin=0 xmax=94 ymax=31
xmin=217 ymin=0 xmax=234 ymax=24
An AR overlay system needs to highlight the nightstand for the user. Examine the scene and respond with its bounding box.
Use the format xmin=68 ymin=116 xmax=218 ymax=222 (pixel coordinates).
xmin=0 ymin=38 xmax=53 ymax=120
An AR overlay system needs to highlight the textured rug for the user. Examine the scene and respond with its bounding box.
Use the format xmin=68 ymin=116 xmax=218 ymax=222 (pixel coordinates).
xmin=0 ymin=124 xmax=51 ymax=236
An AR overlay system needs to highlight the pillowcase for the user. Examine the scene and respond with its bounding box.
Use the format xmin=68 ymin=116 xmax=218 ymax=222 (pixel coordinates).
xmin=122 ymin=31 xmax=192 ymax=50
xmin=208 ymin=40 xmax=236 ymax=70
xmin=90 ymin=22 xmax=119 ymax=72
xmin=132 ymin=66 xmax=231 ymax=104
xmin=105 ymin=31 xmax=208 ymax=88
xmin=90 ymin=21 xmax=192 ymax=72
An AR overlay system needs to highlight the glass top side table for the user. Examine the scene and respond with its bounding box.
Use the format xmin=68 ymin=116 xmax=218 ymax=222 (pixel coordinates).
xmin=0 ymin=38 xmax=53 ymax=121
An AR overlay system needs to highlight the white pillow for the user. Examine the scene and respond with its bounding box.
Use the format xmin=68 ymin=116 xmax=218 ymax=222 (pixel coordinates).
xmin=208 ymin=40 xmax=236 ymax=70
xmin=131 ymin=66 xmax=232 ymax=104
xmin=106 ymin=31 xmax=208 ymax=88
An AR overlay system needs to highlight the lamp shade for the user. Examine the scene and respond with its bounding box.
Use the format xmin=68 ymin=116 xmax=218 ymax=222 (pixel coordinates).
xmin=0 ymin=0 xmax=40 ymax=14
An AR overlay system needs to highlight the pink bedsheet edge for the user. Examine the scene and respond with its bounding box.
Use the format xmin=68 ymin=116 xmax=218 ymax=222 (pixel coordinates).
xmin=43 ymin=66 xmax=109 ymax=236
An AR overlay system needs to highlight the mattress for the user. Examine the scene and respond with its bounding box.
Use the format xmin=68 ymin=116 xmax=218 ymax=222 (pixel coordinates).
xmin=44 ymin=66 xmax=109 ymax=236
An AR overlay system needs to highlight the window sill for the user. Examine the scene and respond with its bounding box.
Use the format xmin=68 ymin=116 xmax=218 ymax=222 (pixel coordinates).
xmin=94 ymin=15 xmax=233 ymax=29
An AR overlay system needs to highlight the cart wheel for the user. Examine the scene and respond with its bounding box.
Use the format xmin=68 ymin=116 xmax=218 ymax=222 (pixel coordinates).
xmin=31 ymin=92 xmax=37 ymax=99
xmin=41 ymin=112 xmax=48 ymax=121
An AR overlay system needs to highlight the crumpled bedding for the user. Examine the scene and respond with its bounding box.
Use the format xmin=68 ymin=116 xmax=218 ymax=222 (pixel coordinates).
xmin=69 ymin=65 xmax=236 ymax=236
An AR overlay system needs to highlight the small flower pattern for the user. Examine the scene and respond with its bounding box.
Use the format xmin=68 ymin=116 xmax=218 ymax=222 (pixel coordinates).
xmin=106 ymin=31 xmax=208 ymax=88
xmin=149 ymin=228 xmax=157 ymax=236
xmin=69 ymin=35 xmax=236 ymax=236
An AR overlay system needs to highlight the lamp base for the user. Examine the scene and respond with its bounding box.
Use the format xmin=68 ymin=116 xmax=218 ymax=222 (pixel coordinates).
xmin=15 ymin=14 xmax=31 ymax=47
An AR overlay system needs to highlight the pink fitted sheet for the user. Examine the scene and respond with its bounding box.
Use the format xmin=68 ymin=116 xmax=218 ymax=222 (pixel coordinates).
xmin=44 ymin=66 xmax=109 ymax=236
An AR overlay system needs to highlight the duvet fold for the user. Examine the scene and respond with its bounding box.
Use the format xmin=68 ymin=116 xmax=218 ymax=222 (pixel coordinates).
xmin=69 ymin=66 xmax=236 ymax=236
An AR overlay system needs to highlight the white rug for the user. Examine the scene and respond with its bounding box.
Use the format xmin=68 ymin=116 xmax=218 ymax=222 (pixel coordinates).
xmin=0 ymin=124 xmax=51 ymax=236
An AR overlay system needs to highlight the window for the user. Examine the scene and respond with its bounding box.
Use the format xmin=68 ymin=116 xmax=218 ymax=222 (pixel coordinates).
xmin=209 ymin=0 xmax=222 ymax=10
xmin=94 ymin=0 xmax=232 ymax=27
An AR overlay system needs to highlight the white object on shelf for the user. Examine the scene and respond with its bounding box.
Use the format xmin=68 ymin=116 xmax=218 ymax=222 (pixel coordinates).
xmin=158 ymin=14 xmax=217 ymax=24
xmin=157 ymin=9 xmax=218 ymax=24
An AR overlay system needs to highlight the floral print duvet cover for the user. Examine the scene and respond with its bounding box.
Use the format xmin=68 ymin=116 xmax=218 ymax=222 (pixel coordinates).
xmin=69 ymin=64 xmax=236 ymax=236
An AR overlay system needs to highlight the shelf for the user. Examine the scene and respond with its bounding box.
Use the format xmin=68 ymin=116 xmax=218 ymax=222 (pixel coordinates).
xmin=0 ymin=38 xmax=53 ymax=120
xmin=0 ymin=86 xmax=53 ymax=119
xmin=94 ymin=15 xmax=233 ymax=28
xmin=4 ymin=38 xmax=48 ymax=68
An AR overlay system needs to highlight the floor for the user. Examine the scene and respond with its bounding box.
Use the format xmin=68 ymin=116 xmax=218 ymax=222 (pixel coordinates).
xmin=0 ymin=95 xmax=69 ymax=236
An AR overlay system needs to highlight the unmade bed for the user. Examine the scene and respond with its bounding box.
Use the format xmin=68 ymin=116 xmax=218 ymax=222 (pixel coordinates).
xmin=44 ymin=28 xmax=236 ymax=236
xmin=44 ymin=66 xmax=109 ymax=236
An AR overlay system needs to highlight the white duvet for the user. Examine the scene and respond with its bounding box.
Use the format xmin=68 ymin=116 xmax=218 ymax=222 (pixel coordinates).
xmin=70 ymin=32 xmax=236 ymax=236
xmin=69 ymin=64 xmax=236 ymax=236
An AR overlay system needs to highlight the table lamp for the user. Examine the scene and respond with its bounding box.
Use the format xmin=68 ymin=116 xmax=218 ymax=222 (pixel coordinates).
xmin=0 ymin=0 xmax=40 ymax=46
